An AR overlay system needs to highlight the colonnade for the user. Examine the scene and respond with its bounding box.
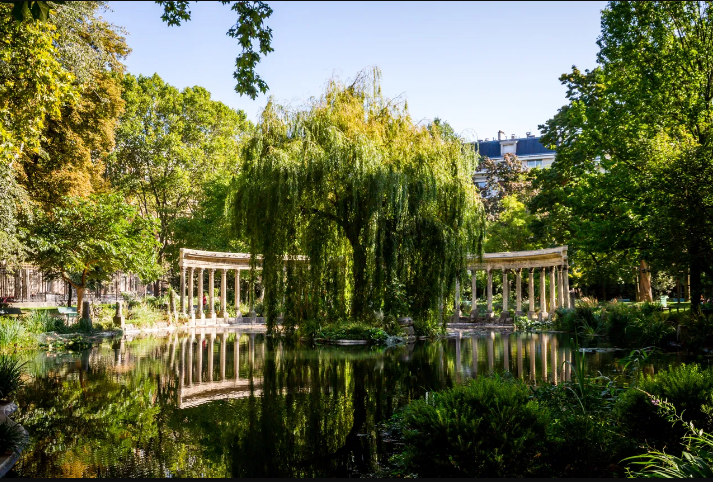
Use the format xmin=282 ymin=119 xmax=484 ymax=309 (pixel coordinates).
xmin=463 ymin=246 xmax=572 ymax=321
xmin=179 ymin=266 xmax=259 ymax=323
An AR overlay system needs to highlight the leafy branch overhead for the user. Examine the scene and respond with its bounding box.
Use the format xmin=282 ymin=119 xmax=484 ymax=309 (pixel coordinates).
xmin=155 ymin=0 xmax=273 ymax=99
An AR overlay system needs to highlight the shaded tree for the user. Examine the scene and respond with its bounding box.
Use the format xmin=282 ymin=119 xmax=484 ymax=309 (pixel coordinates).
xmin=231 ymin=69 xmax=484 ymax=330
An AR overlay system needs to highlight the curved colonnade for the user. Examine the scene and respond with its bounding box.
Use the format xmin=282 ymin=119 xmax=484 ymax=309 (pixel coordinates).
xmin=179 ymin=246 xmax=572 ymax=324
xmin=458 ymin=246 xmax=571 ymax=321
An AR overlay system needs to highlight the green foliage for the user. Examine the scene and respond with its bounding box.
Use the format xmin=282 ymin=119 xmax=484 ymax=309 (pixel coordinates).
xmin=682 ymin=308 xmax=713 ymax=351
xmin=0 ymin=419 xmax=25 ymax=454
xmin=23 ymin=310 xmax=59 ymax=334
xmin=231 ymin=69 xmax=484 ymax=331
xmin=626 ymin=397 xmax=713 ymax=478
xmin=514 ymin=314 xmax=551 ymax=332
xmin=0 ymin=354 xmax=25 ymax=400
xmin=155 ymin=0 xmax=273 ymax=99
xmin=0 ymin=318 xmax=24 ymax=347
xmin=109 ymin=73 xmax=251 ymax=270
xmin=24 ymin=193 xmax=160 ymax=313
xmin=483 ymin=194 xmax=538 ymax=253
xmin=554 ymin=302 xmax=675 ymax=347
xmin=313 ymin=323 xmax=389 ymax=344
xmin=615 ymin=364 xmax=713 ymax=450
xmin=531 ymin=1 xmax=713 ymax=308
xmin=396 ymin=375 xmax=549 ymax=477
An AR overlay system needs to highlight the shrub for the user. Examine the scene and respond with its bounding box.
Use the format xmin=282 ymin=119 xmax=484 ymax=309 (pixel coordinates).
xmin=314 ymin=322 xmax=389 ymax=344
xmin=0 ymin=355 xmax=25 ymax=400
xmin=682 ymin=308 xmax=713 ymax=351
xmin=614 ymin=364 xmax=713 ymax=449
xmin=626 ymin=399 xmax=713 ymax=477
xmin=396 ymin=375 xmax=549 ymax=477
xmin=0 ymin=318 xmax=23 ymax=347
xmin=0 ymin=420 xmax=24 ymax=454
xmin=23 ymin=310 xmax=60 ymax=334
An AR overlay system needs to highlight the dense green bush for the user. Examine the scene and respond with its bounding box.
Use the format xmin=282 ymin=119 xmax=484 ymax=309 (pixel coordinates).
xmin=0 ymin=355 xmax=25 ymax=400
xmin=614 ymin=364 xmax=713 ymax=449
xmin=554 ymin=302 xmax=675 ymax=347
xmin=396 ymin=375 xmax=549 ymax=477
xmin=314 ymin=323 xmax=389 ymax=344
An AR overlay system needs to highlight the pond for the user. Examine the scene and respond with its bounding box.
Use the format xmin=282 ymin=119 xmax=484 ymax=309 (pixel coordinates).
xmin=8 ymin=328 xmax=698 ymax=477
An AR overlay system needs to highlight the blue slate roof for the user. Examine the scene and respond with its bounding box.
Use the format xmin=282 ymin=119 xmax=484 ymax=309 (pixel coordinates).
xmin=474 ymin=137 xmax=554 ymax=158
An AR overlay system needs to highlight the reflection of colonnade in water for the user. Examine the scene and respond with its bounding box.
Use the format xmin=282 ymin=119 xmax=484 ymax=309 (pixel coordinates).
xmin=112 ymin=329 xmax=267 ymax=409
xmin=175 ymin=330 xmax=264 ymax=408
xmin=451 ymin=332 xmax=574 ymax=383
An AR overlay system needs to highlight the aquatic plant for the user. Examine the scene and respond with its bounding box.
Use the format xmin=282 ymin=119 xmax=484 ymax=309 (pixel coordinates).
xmin=625 ymin=398 xmax=713 ymax=478
xmin=23 ymin=310 xmax=59 ymax=334
xmin=396 ymin=374 xmax=549 ymax=477
xmin=0 ymin=318 xmax=23 ymax=347
xmin=614 ymin=364 xmax=713 ymax=449
xmin=0 ymin=420 xmax=25 ymax=454
xmin=0 ymin=355 xmax=25 ymax=400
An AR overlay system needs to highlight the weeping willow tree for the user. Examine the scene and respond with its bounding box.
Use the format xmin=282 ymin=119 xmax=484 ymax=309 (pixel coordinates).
xmin=231 ymin=69 xmax=484 ymax=331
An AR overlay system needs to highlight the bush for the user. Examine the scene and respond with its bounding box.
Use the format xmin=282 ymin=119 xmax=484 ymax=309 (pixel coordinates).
xmin=0 ymin=420 xmax=24 ymax=454
xmin=0 ymin=355 xmax=24 ymax=401
xmin=23 ymin=310 xmax=61 ymax=334
xmin=0 ymin=318 xmax=23 ymax=347
xmin=614 ymin=364 xmax=713 ymax=449
xmin=314 ymin=322 xmax=389 ymax=344
xmin=396 ymin=375 xmax=549 ymax=477
xmin=682 ymin=308 xmax=713 ymax=351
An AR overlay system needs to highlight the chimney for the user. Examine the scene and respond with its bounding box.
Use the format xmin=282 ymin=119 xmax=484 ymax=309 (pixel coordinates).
xmin=526 ymin=131 xmax=532 ymax=137
xmin=511 ymin=134 xmax=516 ymax=139
xmin=498 ymin=130 xmax=505 ymax=140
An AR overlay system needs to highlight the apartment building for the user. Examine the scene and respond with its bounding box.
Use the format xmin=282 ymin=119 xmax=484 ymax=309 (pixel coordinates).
xmin=473 ymin=130 xmax=555 ymax=187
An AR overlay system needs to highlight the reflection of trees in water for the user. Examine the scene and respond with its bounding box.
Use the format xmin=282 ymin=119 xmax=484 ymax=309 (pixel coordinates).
xmin=8 ymin=332 xmax=617 ymax=478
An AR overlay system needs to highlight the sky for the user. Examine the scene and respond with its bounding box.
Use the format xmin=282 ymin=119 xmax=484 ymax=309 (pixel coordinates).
xmin=102 ymin=1 xmax=607 ymax=140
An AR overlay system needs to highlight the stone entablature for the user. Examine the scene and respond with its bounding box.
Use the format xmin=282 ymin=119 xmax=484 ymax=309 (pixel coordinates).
xmin=467 ymin=246 xmax=567 ymax=270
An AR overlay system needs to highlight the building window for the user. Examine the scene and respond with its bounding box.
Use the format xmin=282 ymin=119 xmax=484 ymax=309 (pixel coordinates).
xmin=527 ymin=159 xmax=542 ymax=168
xmin=476 ymin=181 xmax=487 ymax=189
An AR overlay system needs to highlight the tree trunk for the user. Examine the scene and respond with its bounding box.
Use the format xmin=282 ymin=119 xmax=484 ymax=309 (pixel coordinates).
xmin=154 ymin=280 xmax=161 ymax=298
xmin=77 ymin=286 xmax=86 ymax=319
xmin=691 ymin=261 xmax=702 ymax=311
xmin=67 ymin=282 xmax=72 ymax=307
xmin=639 ymin=259 xmax=653 ymax=303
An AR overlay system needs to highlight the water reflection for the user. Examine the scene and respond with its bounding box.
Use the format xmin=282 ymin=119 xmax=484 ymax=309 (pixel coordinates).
xmin=10 ymin=329 xmax=694 ymax=478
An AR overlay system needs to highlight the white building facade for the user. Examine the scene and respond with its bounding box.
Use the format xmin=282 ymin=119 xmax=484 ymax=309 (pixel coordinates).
xmin=473 ymin=131 xmax=556 ymax=187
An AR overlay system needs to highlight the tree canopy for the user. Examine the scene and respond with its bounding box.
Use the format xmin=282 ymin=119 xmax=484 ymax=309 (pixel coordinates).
xmin=155 ymin=0 xmax=273 ymax=99
xmin=530 ymin=0 xmax=713 ymax=305
xmin=108 ymin=73 xmax=252 ymax=275
xmin=231 ymin=69 xmax=484 ymax=331
xmin=24 ymin=193 xmax=160 ymax=314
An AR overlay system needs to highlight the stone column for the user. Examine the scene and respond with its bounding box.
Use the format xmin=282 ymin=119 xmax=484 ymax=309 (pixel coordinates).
xmin=486 ymin=268 xmax=494 ymax=319
xmin=528 ymin=268 xmax=536 ymax=319
xmin=220 ymin=269 xmax=227 ymax=319
xmin=557 ymin=266 xmax=564 ymax=308
xmin=209 ymin=268 xmax=216 ymax=320
xmin=235 ymin=270 xmax=242 ymax=319
xmin=180 ymin=267 xmax=186 ymax=315
xmin=454 ymin=277 xmax=461 ymax=321
xmin=207 ymin=334 xmax=214 ymax=382
xmin=563 ymin=265 xmax=571 ymax=308
xmin=515 ymin=268 xmax=523 ymax=316
xmin=549 ymin=266 xmax=557 ymax=312
xmin=502 ymin=269 xmax=509 ymax=318
xmin=470 ymin=272 xmax=478 ymax=321
xmin=539 ymin=268 xmax=548 ymax=320
xmin=188 ymin=268 xmax=195 ymax=323
xmin=220 ymin=333 xmax=227 ymax=380
xmin=197 ymin=268 xmax=204 ymax=320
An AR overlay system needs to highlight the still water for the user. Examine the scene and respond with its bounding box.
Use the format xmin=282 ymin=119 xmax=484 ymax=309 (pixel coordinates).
xmin=9 ymin=329 xmax=693 ymax=477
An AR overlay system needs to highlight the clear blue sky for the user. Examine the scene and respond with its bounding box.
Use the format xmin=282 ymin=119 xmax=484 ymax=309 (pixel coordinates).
xmin=102 ymin=1 xmax=606 ymax=140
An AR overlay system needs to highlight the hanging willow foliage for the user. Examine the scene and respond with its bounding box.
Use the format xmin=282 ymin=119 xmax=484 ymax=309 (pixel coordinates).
xmin=230 ymin=68 xmax=485 ymax=332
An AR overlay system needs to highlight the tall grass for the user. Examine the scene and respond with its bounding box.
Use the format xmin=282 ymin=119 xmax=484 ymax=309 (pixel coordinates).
xmin=0 ymin=355 xmax=25 ymax=400
xmin=0 ymin=318 xmax=23 ymax=346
